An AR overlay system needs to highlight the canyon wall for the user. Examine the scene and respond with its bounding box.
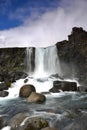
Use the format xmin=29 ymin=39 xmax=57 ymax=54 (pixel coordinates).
xmin=56 ymin=27 xmax=87 ymax=85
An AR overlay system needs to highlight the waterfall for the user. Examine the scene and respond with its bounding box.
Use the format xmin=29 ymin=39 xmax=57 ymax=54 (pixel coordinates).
xmin=26 ymin=47 xmax=35 ymax=75
xmin=26 ymin=45 xmax=61 ymax=78
xmin=44 ymin=45 xmax=61 ymax=76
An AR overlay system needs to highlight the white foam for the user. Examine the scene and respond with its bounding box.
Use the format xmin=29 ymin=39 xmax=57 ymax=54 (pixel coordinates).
xmin=1 ymin=126 xmax=11 ymax=130
xmin=0 ymin=78 xmax=53 ymax=100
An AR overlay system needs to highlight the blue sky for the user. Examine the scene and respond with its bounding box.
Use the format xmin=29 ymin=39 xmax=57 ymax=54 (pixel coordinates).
xmin=0 ymin=0 xmax=61 ymax=30
xmin=0 ymin=0 xmax=87 ymax=47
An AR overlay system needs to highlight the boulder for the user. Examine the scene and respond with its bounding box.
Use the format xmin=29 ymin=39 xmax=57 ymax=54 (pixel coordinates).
xmin=78 ymin=86 xmax=87 ymax=92
xmin=41 ymin=127 xmax=57 ymax=130
xmin=9 ymin=71 xmax=28 ymax=82
xmin=0 ymin=116 xmax=7 ymax=129
xmin=24 ymin=117 xmax=49 ymax=129
xmin=49 ymin=80 xmax=78 ymax=92
xmin=0 ymin=91 xmax=9 ymax=97
xmin=0 ymin=83 xmax=9 ymax=91
xmin=11 ymin=124 xmax=38 ymax=130
xmin=11 ymin=117 xmax=48 ymax=130
xmin=9 ymin=113 xmax=28 ymax=128
xmin=27 ymin=92 xmax=46 ymax=103
xmin=24 ymin=78 xmax=29 ymax=83
xmin=19 ymin=84 xmax=36 ymax=98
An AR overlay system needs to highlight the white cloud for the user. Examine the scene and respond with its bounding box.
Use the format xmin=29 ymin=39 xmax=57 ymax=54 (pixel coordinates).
xmin=0 ymin=0 xmax=87 ymax=48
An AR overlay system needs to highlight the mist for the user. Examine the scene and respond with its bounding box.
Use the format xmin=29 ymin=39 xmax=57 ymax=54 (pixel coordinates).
xmin=0 ymin=0 xmax=87 ymax=47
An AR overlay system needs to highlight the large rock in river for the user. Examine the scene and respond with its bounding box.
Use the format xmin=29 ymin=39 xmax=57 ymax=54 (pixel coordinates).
xmin=49 ymin=80 xmax=78 ymax=92
xmin=27 ymin=92 xmax=46 ymax=103
xmin=11 ymin=117 xmax=49 ymax=130
xmin=24 ymin=117 xmax=49 ymax=129
xmin=41 ymin=127 xmax=57 ymax=130
xmin=0 ymin=91 xmax=9 ymax=97
xmin=9 ymin=113 xmax=28 ymax=128
xmin=19 ymin=84 xmax=36 ymax=98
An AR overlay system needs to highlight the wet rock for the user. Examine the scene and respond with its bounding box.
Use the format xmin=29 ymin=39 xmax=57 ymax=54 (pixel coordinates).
xmin=0 ymin=116 xmax=7 ymax=129
xmin=27 ymin=92 xmax=46 ymax=103
xmin=49 ymin=73 xmax=63 ymax=80
xmin=0 ymin=83 xmax=9 ymax=91
xmin=9 ymin=71 xmax=28 ymax=82
xmin=0 ymin=91 xmax=9 ymax=97
xmin=11 ymin=124 xmax=38 ymax=130
xmin=78 ymin=86 xmax=87 ymax=92
xmin=41 ymin=127 xmax=57 ymax=130
xmin=24 ymin=78 xmax=29 ymax=83
xmin=19 ymin=84 xmax=36 ymax=98
xmin=41 ymin=92 xmax=51 ymax=95
xmin=49 ymin=81 xmax=78 ymax=92
xmin=9 ymin=113 xmax=28 ymax=128
xmin=24 ymin=117 xmax=49 ymax=129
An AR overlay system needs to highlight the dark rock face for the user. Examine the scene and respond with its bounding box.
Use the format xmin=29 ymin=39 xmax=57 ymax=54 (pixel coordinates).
xmin=56 ymin=27 xmax=87 ymax=85
xmin=0 ymin=48 xmax=27 ymax=83
xmin=19 ymin=84 xmax=36 ymax=98
xmin=0 ymin=91 xmax=9 ymax=97
xmin=49 ymin=80 xmax=78 ymax=92
xmin=0 ymin=82 xmax=9 ymax=91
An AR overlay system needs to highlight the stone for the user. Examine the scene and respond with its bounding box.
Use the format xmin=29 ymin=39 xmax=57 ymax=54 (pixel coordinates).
xmin=49 ymin=80 xmax=78 ymax=92
xmin=0 ymin=116 xmax=7 ymax=129
xmin=10 ymin=71 xmax=28 ymax=82
xmin=27 ymin=92 xmax=46 ymax=103
xmin=41 ymin=127 xmax=57 ymax=130
xmin=11 ymin=124 xmax=38 ymax=130
xmin=78 ymin=86 xmax=87 ymax=92
xmin=0 ymin=83 xmax=8 ymax=91
xmin=19 ymin=84 xmax=36 ymax=98
xmin=24 ymin=78 xmax=29 ymax=83
xmin=24 ymin=117 xmax=49 ymax=129
xmin=9 ymin=113 xmax=28 ymax=128
xmin=0 ymin=91 xmax=9 ymax=97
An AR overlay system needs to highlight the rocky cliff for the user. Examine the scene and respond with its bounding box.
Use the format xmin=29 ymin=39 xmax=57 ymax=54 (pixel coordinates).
xmin=0 ymin=27 xmax=87 ymax=86
xmin=56 ymin=27 xmax=87 ymax=85
xmin=0 ymin=48 xmax=26 ymax=82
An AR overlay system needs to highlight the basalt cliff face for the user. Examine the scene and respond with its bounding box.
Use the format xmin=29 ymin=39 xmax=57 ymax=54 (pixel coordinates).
xmin=0 ymin=27 xmax=87 ymax=85
xmin=56 ymin=27 xmax=87 ymax=85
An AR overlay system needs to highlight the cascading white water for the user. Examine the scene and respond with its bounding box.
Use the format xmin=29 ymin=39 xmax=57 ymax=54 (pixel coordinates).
xmin=44 ymin=45 xmax=61 ymax=76
xmin=26 ymin=45 xmax=62 ymax=78
xmin=26 ymin=47 xmax=34 ymax=75
xmin=34 ymin=48 xmax=47 ymax=78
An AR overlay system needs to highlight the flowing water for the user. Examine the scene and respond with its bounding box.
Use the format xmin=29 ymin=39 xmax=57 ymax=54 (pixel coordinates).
xmin=27 ymin=45 xmax=62 ymax=78
xmin=0 ymin=45 xmax=87 ymax=130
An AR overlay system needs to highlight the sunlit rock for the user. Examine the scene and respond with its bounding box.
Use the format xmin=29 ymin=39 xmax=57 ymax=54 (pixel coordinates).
xmin=19 ymin=84 xmax=36 ymax=98
xmin=27 ymin=92 xmax=46 ymax=103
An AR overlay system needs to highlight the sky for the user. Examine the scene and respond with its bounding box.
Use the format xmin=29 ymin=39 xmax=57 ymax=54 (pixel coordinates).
xmin=0 ymin=0 xmax=87 ymax=47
